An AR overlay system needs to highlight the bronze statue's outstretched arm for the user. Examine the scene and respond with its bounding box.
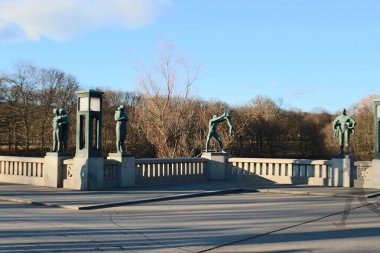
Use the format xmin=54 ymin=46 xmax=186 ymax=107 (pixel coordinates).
xmin=210 ymin=113 xmax=226 ymax=124
xmin=226 ymin=114 xmax=235 ymax=134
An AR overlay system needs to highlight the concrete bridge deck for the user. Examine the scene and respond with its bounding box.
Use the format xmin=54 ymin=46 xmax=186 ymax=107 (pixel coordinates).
xmin=0 ymin=182 xmax=379 ymax=210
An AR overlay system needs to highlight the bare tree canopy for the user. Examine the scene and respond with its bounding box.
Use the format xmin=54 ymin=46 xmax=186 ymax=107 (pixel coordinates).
xmin=0 ymin=62 xmax=378 ymax=160
xmin=135 ymin=45 xmax=202 ymax=157
xmin=0 ymin=63 xmax=79 ymax=156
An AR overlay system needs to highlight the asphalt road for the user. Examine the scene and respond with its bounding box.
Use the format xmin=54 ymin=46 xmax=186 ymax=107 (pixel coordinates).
xmin=1 ymin=192 xmax=379 ymax=253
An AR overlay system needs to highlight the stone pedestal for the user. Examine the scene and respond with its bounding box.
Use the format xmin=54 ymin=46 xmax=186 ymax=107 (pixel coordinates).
xmin=370 ymin=159 xmax=380 ymax=189
xmin=331 ymin=156 xmax=351 ymax=187
xmin=63 ymin=156 xmax=104 ymax=190
xmin=202 ymin=152 xmax=229 ymax=180
xmin=354 ymin=161 xmax=373 ymax=188
xmin=44 ymin=152 xmax=72 ymax=188
xmin=107 ymin=153 xmax=136 ymax=187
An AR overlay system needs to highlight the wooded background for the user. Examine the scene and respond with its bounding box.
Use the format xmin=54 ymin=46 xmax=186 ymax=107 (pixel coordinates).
xmin=0 ymin=51 xmax=378 ymax=161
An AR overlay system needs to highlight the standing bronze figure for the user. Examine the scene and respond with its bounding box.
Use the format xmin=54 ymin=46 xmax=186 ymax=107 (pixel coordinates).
xmin=59 ymin=108 xmax=69 ymax=152
xmin=115 ymin=105 xmax=129 ymax=153
xmin=51 ymin=108 xmax=60 ymax=152
xmin=333 ymin=108 xmax=356 ymax=157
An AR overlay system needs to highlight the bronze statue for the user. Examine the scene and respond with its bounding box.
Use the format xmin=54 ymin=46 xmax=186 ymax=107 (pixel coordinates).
xmin=205 ymin=112 xmax=235 ymax=152
xmin=115 ymin=105 xmax=129 ymax=153
xmin=58 ymin=108 xmax=69 ymax=152
xmin=51 ymin=108 xmax=69 ymax=152
xmin=51 ymin=108 xmax=60 ymax=152
xmin=333 ymin=108 xmax=356 ymax=157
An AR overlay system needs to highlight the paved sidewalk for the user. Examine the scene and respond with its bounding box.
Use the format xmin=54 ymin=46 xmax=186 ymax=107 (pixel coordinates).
xmin=0 ymin=182 xmax=379 ymax=210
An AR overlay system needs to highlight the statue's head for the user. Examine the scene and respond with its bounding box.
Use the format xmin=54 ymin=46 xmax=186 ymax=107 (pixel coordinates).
xmin=118 ymin=105 xmax=125 ymax=111
xmin=342 ymin=108 xmax=347 ymax=115
xmin=59 ymin=108 xmax=66 ymax=115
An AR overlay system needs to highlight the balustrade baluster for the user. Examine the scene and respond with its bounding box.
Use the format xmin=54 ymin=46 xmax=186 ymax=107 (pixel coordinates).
xmin=321 ymin=165 xmax=327 ymax=178
xmin=315 ymin=164 xmax=321 ymax=178
xmin=274 ymin=163 xmax=279 ymax=176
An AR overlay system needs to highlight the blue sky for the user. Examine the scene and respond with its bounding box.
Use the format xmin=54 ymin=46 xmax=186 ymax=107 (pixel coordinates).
xmin=0 ymin=0 xmax=379 ymax=112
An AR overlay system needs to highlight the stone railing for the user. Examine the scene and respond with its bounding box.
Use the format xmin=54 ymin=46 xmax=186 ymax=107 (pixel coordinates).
xmin=0 ymin=154 xmax=357 ymax=189
xmin=0 ymin=156 xmax=45 ymax=186
xmin=228 ymin=158 xmax=332 ymax=186
xmin=135 ymin=157 xmax=207 ymax=185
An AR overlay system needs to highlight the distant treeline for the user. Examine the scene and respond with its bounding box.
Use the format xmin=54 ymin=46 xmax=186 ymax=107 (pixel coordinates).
xmin=0 ymin=63 xmax=377 ymax=161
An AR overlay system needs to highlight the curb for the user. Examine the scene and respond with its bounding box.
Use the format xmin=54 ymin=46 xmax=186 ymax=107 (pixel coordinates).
xmin=0 ymin=188 xmax=245 ymax=211
xmin=1 ymin=188 xmax=378 ymax=211
xmin=77 ymin=188 xmax=244 ymax=210
xmin=367 ymin=192 xmax=380 ymax=198
xmin=255 ymin=189 xmax=380 ymax=199
xmin=0 ymin=196 xmax=79 ymax=210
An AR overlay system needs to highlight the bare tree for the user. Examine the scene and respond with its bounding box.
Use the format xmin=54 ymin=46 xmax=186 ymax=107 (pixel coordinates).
xmin=0 ymin=63 xmax=79 ymax=155
xmin=136 ymin=44 xmax=201 ymax=157
xmin=349 ymin=94 xmax=380 ymax=160
xmin=1 ymin=63 xmax=39 ymax=151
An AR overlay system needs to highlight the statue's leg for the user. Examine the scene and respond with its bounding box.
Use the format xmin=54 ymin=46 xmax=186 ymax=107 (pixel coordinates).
xmin=63 ymin=130 xmax=68 ymax=152
xmin=214 ymin=132 xmax=224 ymax=151
xmin=52 ymin=132 xmax=57 ymax=152
xmin=57 ymin=129 xmax=62 ymax=152
xmin=116 ymin=126 xmax=120 ymax=152
xmin=205 ymin=132 xmax=212 ymax=152
xmin=62 ymin=133 xmax=66 ymax=152
xmin=339 ymin=134 xmax=344 ymax=155
xmin=121 ymin=130 xmax=126 ymax=152
xmin=345 ymin=131 xmax=350 ymax=154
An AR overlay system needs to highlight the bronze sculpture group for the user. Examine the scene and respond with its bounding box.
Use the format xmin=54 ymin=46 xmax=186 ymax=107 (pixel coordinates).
xmin=51 ymin=108 xmax=70 ymax=153
xmin=51 ymin=104 xmax=356 ymax=156
xmin=205 ymin=112 xmax=235 ymax=152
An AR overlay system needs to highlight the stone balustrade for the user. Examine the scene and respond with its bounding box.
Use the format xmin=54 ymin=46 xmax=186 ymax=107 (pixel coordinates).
xmin=0 ymin=156 xmax=45 ymax=186
xmin=0 ymin=154 xmax=358 ymax=189
xmin=62 ymin=157 xmax=207 ymax=188
xmin=135 ymin=157 xmax=207 ymax=185
xmin=228 ymin=157 xmax=332 ymax=186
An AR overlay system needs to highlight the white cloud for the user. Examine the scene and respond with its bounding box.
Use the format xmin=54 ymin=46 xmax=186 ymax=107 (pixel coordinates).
xmin=0 ymin=0 xmax=161 ymax=41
